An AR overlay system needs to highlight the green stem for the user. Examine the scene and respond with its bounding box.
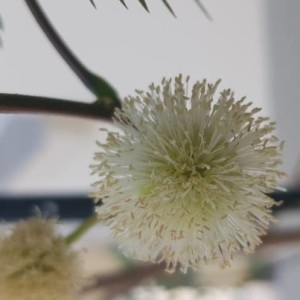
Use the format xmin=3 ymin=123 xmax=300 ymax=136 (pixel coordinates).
xmin=65 ymin=214 xmax=99 ymax=245
xmin=24 ymin=0 xmax=121 ymax=108
xmin=0 ymin=93 xmax=115 ymax=120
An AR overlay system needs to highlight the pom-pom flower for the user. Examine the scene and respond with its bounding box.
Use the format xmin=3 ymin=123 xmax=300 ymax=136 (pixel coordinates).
xmin=0 ymin=217 xmax=81 ymax=300
xmin=92 ymin=75 xmax=284 ymax=272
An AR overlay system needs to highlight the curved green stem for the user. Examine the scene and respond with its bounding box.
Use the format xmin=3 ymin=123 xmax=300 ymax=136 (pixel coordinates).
xmin=65 ymin=214 xmax=99 ymax=245
xmin=24 ymin=0 xmax=121 ymax=108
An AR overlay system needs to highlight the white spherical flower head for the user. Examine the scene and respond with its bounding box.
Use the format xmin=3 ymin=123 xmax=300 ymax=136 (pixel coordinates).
xmin=92 ymin=75 xmax=284 ymax=272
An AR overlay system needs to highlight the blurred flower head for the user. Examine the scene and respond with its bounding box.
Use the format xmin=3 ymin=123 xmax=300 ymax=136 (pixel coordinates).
xmin=92 ymin=75 xmax=284 ymax=272
xmin=0 ymin=217 xmax=81 ymax=300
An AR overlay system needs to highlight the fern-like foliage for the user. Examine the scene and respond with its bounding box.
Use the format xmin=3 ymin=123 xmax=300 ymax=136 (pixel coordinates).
xmin=124 ymin=0 xmax=210 ymax=19
xmin=122 ymin=0 xmax=211 ymax=19
xmin=90 ymin=0 xmax=211 ymax=19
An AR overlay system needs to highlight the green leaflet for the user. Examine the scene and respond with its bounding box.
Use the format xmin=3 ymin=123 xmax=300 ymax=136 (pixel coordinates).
xmin=161 ymin=0 xmax=176 ymax=17
xmin=137 ymin=0 xmax=149 ymax=12
xmin=89 ymin=0 xmax=211 ymax=19
xmin=194 ymin=0 xmax=213 ymax=21
xmin=118 ymin=0 xmax=128 ymax=9
xmin=89 ymin=0 xmax=96 ymax=9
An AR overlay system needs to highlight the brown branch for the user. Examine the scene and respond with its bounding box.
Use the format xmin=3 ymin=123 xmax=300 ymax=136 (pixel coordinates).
xmin=81 ymin=264 xmax=165 ymax=294
xmin=80 ymin=231 xmax=300 ymax=297
xmin=0 ymin=93 xmax=114 ymax=121
xmin=262 ymin=230 xmax=300 ymax=246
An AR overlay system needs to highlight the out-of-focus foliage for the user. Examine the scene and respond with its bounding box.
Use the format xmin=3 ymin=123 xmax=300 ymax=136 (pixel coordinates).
xmin=89 ymin=0 xmax=211 ymax=19
xmin=0 ymin=15 xmax=3 ymax=47
xmin=119 ymin=0 xmax=210 ymax=18
xmin=89 ymin=0 xmax=96 ymax=8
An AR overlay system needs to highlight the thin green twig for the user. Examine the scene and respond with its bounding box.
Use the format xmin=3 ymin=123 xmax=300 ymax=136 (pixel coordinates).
xmin=65 ymin=214 xmax=99 ymax=245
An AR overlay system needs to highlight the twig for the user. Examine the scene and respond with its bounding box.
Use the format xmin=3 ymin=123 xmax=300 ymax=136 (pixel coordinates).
xmin=0 ymin=93 xmax=114 ymax=120
xmin=81 ymin=264 xmax=165 ymax=294
xmin=65 ymin=214 xmax=99 ymax=245
xmin=262 ymin=230 xmax=300 ymax=246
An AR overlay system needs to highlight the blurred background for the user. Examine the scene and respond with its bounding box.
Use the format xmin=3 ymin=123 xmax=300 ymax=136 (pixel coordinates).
xmin=0 ymin=0 xmax=300 ymax=299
